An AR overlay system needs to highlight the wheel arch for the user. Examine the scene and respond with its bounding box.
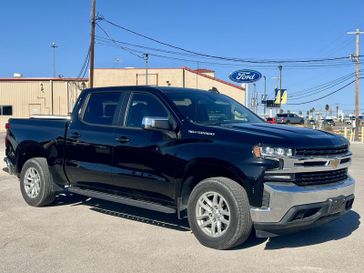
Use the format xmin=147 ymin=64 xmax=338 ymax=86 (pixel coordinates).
xmin=15 ymin=141 xmax=47 ymax=175
xmin=178 ymin=159 xmax=251 ymax=212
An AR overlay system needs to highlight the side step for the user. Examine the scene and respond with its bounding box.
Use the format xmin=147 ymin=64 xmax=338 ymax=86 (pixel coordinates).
xmin=67 ymin=187 xmax=176 ymax=214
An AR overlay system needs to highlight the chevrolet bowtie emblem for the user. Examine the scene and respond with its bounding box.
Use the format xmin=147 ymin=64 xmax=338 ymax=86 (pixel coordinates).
xmin=329 ymin=159 xmax=340 ymax=169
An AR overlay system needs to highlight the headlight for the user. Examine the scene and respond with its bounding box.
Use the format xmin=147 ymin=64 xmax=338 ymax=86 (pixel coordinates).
xmin=253 ymin=145 xmax=293 ymax=158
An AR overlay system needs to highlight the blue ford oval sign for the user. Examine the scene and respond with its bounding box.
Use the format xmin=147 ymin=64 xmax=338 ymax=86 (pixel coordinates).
xmin=229 ymin=69 xmax=262 ymax=83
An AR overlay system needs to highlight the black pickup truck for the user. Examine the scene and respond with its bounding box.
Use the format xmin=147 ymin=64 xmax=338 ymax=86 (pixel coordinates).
xmin=4 ymin=86 xmax=355 ymax=249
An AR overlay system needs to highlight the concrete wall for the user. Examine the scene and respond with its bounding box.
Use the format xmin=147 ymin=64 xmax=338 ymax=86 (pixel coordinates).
xmin=94 ymin=68 xmax=184 ymax=87
xmin=0 ymin=79 xmax=85 ymax=131
xmin=94 ymin=67 xmax=245 ymax=105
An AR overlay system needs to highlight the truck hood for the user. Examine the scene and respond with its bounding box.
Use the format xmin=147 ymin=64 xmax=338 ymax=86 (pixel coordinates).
xmin=217 ymin=123 xmax=348 ymax=148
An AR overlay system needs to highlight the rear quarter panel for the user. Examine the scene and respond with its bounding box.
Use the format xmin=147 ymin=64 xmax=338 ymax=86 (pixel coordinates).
xmin=6 ymin=118 xmax=69 ymax=185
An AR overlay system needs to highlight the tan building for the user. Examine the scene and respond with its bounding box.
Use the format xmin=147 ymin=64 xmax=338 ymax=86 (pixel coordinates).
xmin=94 ymin=67 xmax=245 ymax=105
xmin=0 ymin=78 xmax=87 ymax=131
xmin=0 ymin=67 xmax=245 ymax=132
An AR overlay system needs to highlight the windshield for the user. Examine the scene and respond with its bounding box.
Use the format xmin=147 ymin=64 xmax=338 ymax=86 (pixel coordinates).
xmin=165 ymin=91 xmax=264 ymax=125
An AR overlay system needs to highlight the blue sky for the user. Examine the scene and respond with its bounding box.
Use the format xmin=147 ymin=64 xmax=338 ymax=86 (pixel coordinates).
xmin=0 ymin=0 xmax=363 ymax=114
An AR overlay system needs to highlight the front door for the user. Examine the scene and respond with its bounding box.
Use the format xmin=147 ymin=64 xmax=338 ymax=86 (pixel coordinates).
xmin=112 ymin=92 xmax=177 ymax=201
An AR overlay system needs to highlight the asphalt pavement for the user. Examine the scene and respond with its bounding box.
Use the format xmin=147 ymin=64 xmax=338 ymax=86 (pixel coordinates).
xmin=0 ymin=133 xmax=363 ymax=273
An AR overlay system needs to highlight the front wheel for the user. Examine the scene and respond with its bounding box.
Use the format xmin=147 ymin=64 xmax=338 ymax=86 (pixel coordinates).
xmin=187 ymin=177 xmax=252 ymax=250
xmin=20 ymin=158 xmax=56 ymax=207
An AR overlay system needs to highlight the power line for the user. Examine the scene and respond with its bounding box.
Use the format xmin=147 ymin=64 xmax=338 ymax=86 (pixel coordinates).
xmin=289 ymin=71 xmax=363 ymax=99
xmin=288 ymin=78 xmax=363 ymax=105
xmin=95 ymin=34 xmax=356 ymax=70
xmin=95 ymin=34 xmax=356 ymax=69
xmin=99 ymin=17 xmax=361 ymax=65
xmin=96 ymin=23 xmax=144 ymax=59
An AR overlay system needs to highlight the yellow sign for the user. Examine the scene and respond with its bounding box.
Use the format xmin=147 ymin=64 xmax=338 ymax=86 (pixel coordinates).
xmin=274 ymin=89 xmax=288 ymax=104
xmin=281 ymin=90 xmax=288 ymax=104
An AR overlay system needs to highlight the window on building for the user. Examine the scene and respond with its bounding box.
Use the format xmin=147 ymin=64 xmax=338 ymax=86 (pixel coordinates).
xmin=82 ymin=93 xmax=120 ymax=125
xmin=0 ymin=105 xmax=13 ymax=116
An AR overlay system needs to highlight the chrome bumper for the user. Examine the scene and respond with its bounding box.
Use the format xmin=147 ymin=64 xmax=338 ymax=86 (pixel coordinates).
xmin=250 ymin=176 xmax=355 ymax=223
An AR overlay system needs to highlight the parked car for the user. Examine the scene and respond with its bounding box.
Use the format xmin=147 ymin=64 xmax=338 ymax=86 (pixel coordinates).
xmin=344 ymin=119 xmax=352 ymax=125
xmin=276 ymin=113 xmax=304 ymax=125
xmin=266 ymin=117 xmax=276 ymax=124
xmin=308 ymin=119 xmax=316 ymax=125
xmin=4 ymin=86 xmax=355 ymax=250
xmin=323 ymin=118 xmax=335 ymax=127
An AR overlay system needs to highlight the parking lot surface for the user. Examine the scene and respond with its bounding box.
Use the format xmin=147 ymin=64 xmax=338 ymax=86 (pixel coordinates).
xmin=0 ymin=133 xmax=363 ymax=273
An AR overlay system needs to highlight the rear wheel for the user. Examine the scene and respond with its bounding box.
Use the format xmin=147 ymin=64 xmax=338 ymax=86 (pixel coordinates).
xmin=20 ymin=158 xmax=56 ymax=207
xmin=187 ymin=177 xmax=252 ymax=250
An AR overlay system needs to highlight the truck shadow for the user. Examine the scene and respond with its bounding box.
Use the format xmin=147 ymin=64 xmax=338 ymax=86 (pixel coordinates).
xmin=234 ymin=210 xmax=361 ymax=250
xmin=54 ymin=193 xmax=190 ymax=232
xmin=53 ymin=194 xmax=360 ymax=248
xmin=262 ymin=211 xmax=360 ymax=250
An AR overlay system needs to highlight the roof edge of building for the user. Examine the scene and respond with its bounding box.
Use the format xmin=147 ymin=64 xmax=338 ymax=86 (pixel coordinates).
xmin=182 ymin=67 xmax=245 ymax=91
xmin=0 ymin=78 xmax=88 ymax=82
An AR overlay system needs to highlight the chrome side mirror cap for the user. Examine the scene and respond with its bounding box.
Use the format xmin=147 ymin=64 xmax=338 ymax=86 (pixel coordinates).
xmin=142 ymin=117 xmax=171 ymax=131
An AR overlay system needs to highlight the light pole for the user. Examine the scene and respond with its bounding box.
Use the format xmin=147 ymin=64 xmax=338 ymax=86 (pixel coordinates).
xmin=51 ymin=42 xmax=58 ymax=77
xmin=278 ymin=65 xmax=283 ymax=111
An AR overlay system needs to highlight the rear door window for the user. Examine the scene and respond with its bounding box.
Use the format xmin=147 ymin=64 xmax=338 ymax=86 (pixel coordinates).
xmin=82 ymin=92 xmax=121 ymax=126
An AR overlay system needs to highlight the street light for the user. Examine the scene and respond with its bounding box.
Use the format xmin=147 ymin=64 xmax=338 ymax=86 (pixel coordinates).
xmin=51 ymin=42 xmax=58 ymax=78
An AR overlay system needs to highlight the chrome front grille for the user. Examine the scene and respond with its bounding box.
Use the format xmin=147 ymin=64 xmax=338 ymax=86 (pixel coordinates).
xmin=294 ymin=168 xmax=348 ymax=186
xmin=264 ymin=147 xmax=352 ymax=186
xmin=295 ymin=145 xmax=349 ymax=157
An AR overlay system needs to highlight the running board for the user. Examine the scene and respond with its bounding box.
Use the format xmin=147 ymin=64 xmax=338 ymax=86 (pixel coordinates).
xmin=67 ymin=187 xmax=176 ymax=214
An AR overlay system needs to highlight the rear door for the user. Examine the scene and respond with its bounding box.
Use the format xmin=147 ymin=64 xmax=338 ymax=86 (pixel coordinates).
xmin=65 ymin=91 xmax=125 ymax=189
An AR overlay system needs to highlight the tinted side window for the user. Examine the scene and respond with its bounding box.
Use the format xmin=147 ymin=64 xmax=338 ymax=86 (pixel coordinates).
xmin=83 ymin=92 xmax=120 ymax=125
xmin=126 ymin=93 xmax=168 ymax=128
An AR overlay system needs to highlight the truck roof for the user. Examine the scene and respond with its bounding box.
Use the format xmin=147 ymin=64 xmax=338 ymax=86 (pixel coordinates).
xmin=83 ymin=86 xmax=213 ymax=95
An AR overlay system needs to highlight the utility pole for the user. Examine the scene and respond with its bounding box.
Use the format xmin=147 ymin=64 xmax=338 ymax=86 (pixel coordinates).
xmin=263 ymin=75 xmax=267 ymax=115
xmin=252 ymin=83 xmax=257 ymax=113
xmin=89 ymin=0 xmax=96 ymax=88
xmin=143 ymin=53 xmax=149 ymax=85
xmin=51 ymin=42 xmax=58 ymax=77
xmin=347 ymin=28 xmax=364 ymax=141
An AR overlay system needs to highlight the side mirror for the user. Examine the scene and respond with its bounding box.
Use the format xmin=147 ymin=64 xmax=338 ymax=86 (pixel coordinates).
xmin=142 ymin=116 xmax=171 ymax=131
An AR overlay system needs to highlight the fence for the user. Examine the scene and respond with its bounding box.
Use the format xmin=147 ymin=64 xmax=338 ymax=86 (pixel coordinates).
xmin=332 ymin=127 xmax=364 ymax=143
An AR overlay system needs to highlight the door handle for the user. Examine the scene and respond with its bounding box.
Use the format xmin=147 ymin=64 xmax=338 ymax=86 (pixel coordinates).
xmin=115 ymin=136 xmax=130 ymax=143
xmin=70 ymin=132 xmax=80 ymax=139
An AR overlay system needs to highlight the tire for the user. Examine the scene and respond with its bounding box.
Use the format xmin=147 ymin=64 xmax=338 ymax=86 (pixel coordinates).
xmin=187 ymin=177 xmax=252 ymax=250
xmin=20 ymin=158 xmax=56 ymax=207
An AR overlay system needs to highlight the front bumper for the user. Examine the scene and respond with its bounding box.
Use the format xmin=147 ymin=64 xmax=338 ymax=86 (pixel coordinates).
xmin=250 ymin=176 xmax=355 ymax=237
